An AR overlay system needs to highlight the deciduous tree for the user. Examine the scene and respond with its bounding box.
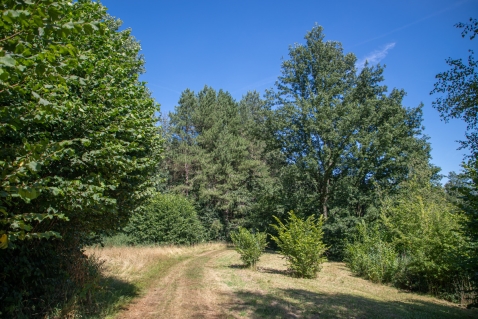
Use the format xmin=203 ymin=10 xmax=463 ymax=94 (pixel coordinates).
xmin=0 ymin=1 xmax=162 ymax=315
xmin=431 ymin=18 xmax=477 ymax=155
xmin=267 ymin=25 xmax=431 ymax=256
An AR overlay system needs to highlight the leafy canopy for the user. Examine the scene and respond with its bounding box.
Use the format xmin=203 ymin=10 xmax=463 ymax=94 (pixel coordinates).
xmin=266 ymin=25 xmax=430 ymax=258
xmin=0 ymin=0 xmax=162 ymax=247
xmin=431 ymin=18 xmax=478 ymax=155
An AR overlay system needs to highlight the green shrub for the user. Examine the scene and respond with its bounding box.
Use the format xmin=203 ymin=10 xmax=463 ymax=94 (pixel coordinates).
xmin=345 ymin=178 xmax=476 ymax=304
xmin=230 ymin=227 xmax=267 ymax=268
xmin=124 ymin=193 xmax=205 ymax=245
xmin=345 ymin=222 xmax=399 ymax=283
xmin=382 ymin=182 xmax=470 ymax=298
xmin=271 ymin=211 xmax=327 ymax=278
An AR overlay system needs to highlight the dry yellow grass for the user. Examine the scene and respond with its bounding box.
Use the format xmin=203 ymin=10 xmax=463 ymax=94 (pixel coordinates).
xmin=82 ymin=245 xmax=477 ymax=319
xmin=85 ymin=242 xmax=226 ymax=282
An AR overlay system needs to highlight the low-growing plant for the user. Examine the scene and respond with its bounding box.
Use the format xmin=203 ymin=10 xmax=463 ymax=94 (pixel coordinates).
xmin=0 ymin=238 xmax=105 ymax=318
xmin=271 ymin=211 xmax=327 ymax=278
xmin=230 ymin=227 xmax=267 ymax=268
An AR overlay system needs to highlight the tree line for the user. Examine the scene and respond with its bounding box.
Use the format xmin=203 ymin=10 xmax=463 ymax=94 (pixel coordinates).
xmin=160 ymin=26 xmax=435 ymax=258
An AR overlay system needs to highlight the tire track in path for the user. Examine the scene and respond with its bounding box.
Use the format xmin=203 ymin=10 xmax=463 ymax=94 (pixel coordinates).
xmin=115 ymin=248 xmax=231 ymax=319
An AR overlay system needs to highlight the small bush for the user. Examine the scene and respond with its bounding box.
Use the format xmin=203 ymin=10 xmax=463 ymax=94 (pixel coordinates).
xmin=230 ymin=227 xmax=267 ymax=268
xmin=271 ymin=211 xmax=327 ymax=278
xmin=345 ymin=222 xmax=399 ymax=283
xmin=124 ymin=193 xmax=205 ymax=245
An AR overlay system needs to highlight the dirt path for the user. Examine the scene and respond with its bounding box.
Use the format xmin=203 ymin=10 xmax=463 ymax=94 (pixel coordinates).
xmin=115 ymin=248 xmax=232 ymax=319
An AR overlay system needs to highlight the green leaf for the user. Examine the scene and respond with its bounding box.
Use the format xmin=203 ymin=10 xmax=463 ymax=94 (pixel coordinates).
xmin=0 ymin=234 xmax=8 ymax=249
xmin=81 ymin=138 xmax=91 ymax=146
xmin=0 ymin=56 xmax=16 ymax=67
xmin=18 ymin=187 xmax=39 ymax=201
xmin=27 ymin=161 xmax=41 ymax=172
xmin=83 ymin=23 xmax=94 ymax=34
xmin=0 ymin=69 xmax=10 ymax=81
xmin=38 ymin=98 xmax=51 ymax=106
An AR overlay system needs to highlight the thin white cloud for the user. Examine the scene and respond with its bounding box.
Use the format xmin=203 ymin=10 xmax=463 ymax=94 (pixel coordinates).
xmin=356 ymin=42 xmax=396 ymax=69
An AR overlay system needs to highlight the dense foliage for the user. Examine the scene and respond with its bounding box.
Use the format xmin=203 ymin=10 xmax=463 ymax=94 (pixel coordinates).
xmin=162 ymin=88 xmax=275 ymax=239
xmin=0 ymin=0 xmax=161 ymax=248
xmin=125 ymin=193 xmax=205 ymax=245
xmin=346 ymin=172 xmax=473 ymax=303
xmin=271 ymin=212 xmax=327 ymax=278
xmin=432 ymin=17 xmax=478 ymax=306
xmin=262 ymin=25 xmax=432 ymax=258
xmin=345 ymin=222 xmax=399 ymax=284
xmin=230 ymin=227 xmax=267 ymax=268
xmin=0 ymin=0 xmax=162 ymax=316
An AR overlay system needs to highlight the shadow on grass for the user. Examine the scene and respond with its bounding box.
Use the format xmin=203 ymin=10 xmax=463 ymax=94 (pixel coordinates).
xmin=229 ymin=264 xmax=249 ymax=269
xmin=224 ymin=288 xmax=476 ymax=319
xmin=78 ymin=275 xmax=139 ymax=319
xmin=256 ymin=267 xmax=291 ymax=276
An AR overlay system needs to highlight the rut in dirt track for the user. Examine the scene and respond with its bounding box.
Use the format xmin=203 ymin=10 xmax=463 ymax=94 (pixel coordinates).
xmin=115 ymin=248 xmax=231 ymax=319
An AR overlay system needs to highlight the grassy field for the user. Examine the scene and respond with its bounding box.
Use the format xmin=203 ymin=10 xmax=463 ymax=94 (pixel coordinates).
xmin=82 ymin=244 xmax=477 ymax=319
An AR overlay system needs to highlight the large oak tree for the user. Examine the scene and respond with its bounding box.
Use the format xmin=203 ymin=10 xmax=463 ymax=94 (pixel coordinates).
xmin=267 ymin=25 xmax=431 ymax=255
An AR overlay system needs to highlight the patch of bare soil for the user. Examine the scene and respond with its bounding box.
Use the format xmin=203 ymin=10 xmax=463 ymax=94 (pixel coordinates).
xmin=115 ymin=248 xmax=231 ymax=319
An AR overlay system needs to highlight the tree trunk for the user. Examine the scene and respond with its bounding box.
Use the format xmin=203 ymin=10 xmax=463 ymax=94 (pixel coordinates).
xmin=322 ymin=178 xmax=330 ymax=219
xmin=185 ymin=161 xmax=189 ymax=196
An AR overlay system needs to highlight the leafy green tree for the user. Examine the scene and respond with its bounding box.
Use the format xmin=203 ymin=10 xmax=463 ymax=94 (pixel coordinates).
xmin=450 ymin=159 xmax=478 ymax=306
xmin=271 ymin=211 xmax=327 ymax=278
xmin=0 ymin=0 xmax=162 ymax=316
xmin=432 ymin=18 xmax=478 ymax=306
xmin=0 ymin=0 xmax=95 ymax=245
xmin=266 ymin=25 xmax=430 ymax=257
xmin=346 ymin=165 xmax=472 ymax=303
xmin=381 ymin=177 xmax=467 ymax=296
xmin=163 ymin=87 xmax=276 ymax=238
xmin=0 ymin=0 xmax=161 ymax=247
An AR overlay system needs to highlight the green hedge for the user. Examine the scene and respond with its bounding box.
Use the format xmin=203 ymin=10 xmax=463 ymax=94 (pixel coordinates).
xmin=125 ymin=193 xmax=205 ymax=245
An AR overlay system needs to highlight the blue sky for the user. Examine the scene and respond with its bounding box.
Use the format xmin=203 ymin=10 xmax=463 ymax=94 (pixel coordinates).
xmin=100 ymin=0 xmax=478 ymax=180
